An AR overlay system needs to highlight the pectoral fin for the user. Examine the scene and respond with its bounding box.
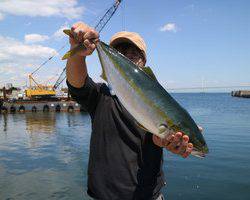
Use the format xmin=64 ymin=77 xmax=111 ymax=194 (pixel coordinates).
xmin=135 ymin=121 xmax=149 ymax=132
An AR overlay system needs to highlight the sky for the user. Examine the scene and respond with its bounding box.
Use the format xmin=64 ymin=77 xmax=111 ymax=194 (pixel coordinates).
xmin=0 ymin=0 xmax=249 ymax=92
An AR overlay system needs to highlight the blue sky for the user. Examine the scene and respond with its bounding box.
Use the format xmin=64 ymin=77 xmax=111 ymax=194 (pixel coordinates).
xmin=0 ymin=0 xmax=249 ymax=92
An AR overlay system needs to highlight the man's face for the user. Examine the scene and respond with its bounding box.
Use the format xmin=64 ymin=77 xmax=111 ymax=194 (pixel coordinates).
xmin=114 ymin=43 xmax=146 ymax=68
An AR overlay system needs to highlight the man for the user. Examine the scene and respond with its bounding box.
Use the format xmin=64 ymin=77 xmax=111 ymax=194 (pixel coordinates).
xmin=66 ymin=22 xmax=193 ymax=200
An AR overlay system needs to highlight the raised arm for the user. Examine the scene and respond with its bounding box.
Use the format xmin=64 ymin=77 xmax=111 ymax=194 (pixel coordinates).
xmin=66 ymin=22 xmax=99 ymax=88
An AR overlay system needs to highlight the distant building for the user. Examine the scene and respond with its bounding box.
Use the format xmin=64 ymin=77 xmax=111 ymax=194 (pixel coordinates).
xmin=0 ymin=86 xmax=21 ymax=99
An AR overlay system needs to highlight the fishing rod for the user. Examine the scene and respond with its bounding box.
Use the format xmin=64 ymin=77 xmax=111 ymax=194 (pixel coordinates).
xmin=53 ymin=0 xmax=123 ymax=89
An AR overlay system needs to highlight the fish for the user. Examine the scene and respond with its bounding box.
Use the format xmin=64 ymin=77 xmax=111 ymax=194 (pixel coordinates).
xmin=62 ymin=29 xmax=92 ymax=60
xmin=95 ymin=41 xmax=209 ymax=158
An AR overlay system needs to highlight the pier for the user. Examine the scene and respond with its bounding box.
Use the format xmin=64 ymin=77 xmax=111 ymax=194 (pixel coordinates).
xmin=0 ymin=99 xmax=83 ymax=114
xmin=231 ymin=90 xmax=250 ymax=98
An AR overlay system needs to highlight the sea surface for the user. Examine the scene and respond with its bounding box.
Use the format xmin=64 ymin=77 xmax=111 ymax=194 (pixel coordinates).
xmin=0 ymin=93 xmax=250 ymax=200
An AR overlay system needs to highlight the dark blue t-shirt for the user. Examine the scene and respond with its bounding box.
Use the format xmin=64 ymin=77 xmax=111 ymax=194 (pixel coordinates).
xmin=67 ymin=76 xmax=165 ymax=200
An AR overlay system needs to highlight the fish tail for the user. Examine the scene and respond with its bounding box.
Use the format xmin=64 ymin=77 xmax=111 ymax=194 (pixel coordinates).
xmin=63 ymin=29 xmax=73 ymax=37
xmin=61 ymin=29 xmax=80 ymax=60
xmin=62 ymin=49 xmax=73 ymax=60
xmin=62 ymin=44 xmax=85 ymax=60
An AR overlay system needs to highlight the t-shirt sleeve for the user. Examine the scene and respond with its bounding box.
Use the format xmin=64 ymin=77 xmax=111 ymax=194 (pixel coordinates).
xmin=66 ymin=75 xmax=102 ymax=115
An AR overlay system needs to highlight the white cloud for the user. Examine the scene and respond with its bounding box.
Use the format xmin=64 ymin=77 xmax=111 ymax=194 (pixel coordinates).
xmin=24 ymin=23 xmax=70 ymax=44
xmin=160 ymin=23 xmax=178 ymax=33
xmin=0 ymin=0 xmax=84 ymax=20
xmin=0 ymin=35 xmax=58 ymax=86
xmin=25 ymin=34 xmax=49 ymax=43
xmin=53 ymin=23 xmax=70 ymax=39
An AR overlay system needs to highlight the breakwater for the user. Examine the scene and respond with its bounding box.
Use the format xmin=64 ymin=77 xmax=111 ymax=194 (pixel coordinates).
xmin=231 ymin=90 xmax=250 ymax=98
xmin=0 ymin=100 xmax=83 ymax=114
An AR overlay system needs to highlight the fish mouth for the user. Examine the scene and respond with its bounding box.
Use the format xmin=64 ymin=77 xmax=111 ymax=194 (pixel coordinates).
xmin=191 ymin=150 xmax=205 ymax=158
xmin=191 ymin=146 xmax=209 ymax=158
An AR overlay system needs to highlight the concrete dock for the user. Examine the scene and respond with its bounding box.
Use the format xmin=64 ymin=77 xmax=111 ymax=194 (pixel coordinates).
xmin=231 ymin=90 xmax=250 ymax=98
xmin=0 ymin=99 xmax=83 ymax=114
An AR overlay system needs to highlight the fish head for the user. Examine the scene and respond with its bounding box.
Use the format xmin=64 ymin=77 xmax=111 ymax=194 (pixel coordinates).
xmin=96 ymin=41 xmax=140 ymax=82
xmin=177 ymin=120 xmax=209 ymax=158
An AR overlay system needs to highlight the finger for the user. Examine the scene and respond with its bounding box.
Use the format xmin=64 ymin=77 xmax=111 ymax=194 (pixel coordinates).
xmin=84 ymin=29 xmax=99 ymax=40
xmin=165 ymin=137 xmax=180 ymax=152
xmin=182 ymin=143 xmax=193 ymax=158
xmin=162 ymin=134 xmax=174 ymax=147
xmin=152 ymin=135 xmax=164 ymax=147
xmin=69 ymin=29 xmax=79 ymax=44
xmin=172 ymin=132 xmax=183 ymax=144
xmin=165 ymin=132 xmax=175 ymax=141
xmin=93 ymin=38 xmax=100 ymax=44
xmin=83 ymin=39 xmax=96 ymax=53
xmin=73 ymin=23 xmax=89 ymax=40
xmin=84 ymin=39 xmax=92 ymax=48
xmin=177 ymin=135 xmax=189 ymax=155
xmin=90 ymin=43 xmax=96 ymax=50
xmin=78 ymin=30 xmax=84 ymax=43
xmin=71 ymin=26 xmax=77 ymax=32
xmin=165 ymin=132 xmax=183 ymax=152
xmin=84 ymin=30 xmax=99 ymax=46
xmin=71 ymin=23 xmax=82 ymax=37
xmin=182 ymin=135 xmax=189 ymax=142
xmin=174 ymin=132 xmax=183 ymax=140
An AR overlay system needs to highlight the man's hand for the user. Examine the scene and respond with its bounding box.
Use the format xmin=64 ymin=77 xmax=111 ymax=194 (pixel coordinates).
xmin=153 ymin=126 xmax=203 ymax=158
xmin=153 ymin=132 xmax=193 ymax=158
xmin=66 ymin=22 xmax=99 ymax=88
xmin=69 ymin=22 xmax=99 ymax=57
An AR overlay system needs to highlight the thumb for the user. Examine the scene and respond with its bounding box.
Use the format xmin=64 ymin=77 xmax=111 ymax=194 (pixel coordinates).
xmin=152 ymin=135 xmax=163 ymax=147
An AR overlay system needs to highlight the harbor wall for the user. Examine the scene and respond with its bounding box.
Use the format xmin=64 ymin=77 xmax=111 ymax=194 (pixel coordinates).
xmin=231 ymin=90 xmax=250 ymax=98
xmin=0 ymin=100 xmax=84 ymax=114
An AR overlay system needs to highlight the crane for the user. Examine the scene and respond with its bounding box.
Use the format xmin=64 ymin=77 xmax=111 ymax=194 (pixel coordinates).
xmin=53 ymin=0 xmax=123 ymax=90
xmin=25 ymin=0 xmax=122 ymax=98
xmin=25 ymin=66 xmax=56 ymax=99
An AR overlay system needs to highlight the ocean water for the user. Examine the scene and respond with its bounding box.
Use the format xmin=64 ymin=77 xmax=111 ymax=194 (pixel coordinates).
xmin=0 ymin=93 xmax=250 ymax=200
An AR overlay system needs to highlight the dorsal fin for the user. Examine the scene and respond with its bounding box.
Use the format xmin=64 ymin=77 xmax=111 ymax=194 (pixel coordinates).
xmin=141 ymin=66 xmax=158 ymax=81
xmin=100 ymin=71 xmax=107 ymax=82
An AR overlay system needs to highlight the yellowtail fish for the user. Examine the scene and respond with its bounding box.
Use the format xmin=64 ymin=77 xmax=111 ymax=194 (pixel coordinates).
xmin=95 ymin=41 xmax=209 ymax=158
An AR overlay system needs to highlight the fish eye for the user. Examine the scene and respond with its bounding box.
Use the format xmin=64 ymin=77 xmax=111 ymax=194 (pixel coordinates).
xmin=158 ymin=124 xmax=168 ymax=134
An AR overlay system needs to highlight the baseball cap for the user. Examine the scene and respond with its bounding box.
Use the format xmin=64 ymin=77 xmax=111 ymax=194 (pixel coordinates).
xmin=110 ymin=31 xmax=147 ymax=61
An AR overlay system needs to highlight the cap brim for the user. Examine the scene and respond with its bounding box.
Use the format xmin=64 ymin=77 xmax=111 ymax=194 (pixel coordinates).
xmin=110 ymin=37 xmax=136 ymax=48
xmin=110 ymin=37 xmax=146 ymax=61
